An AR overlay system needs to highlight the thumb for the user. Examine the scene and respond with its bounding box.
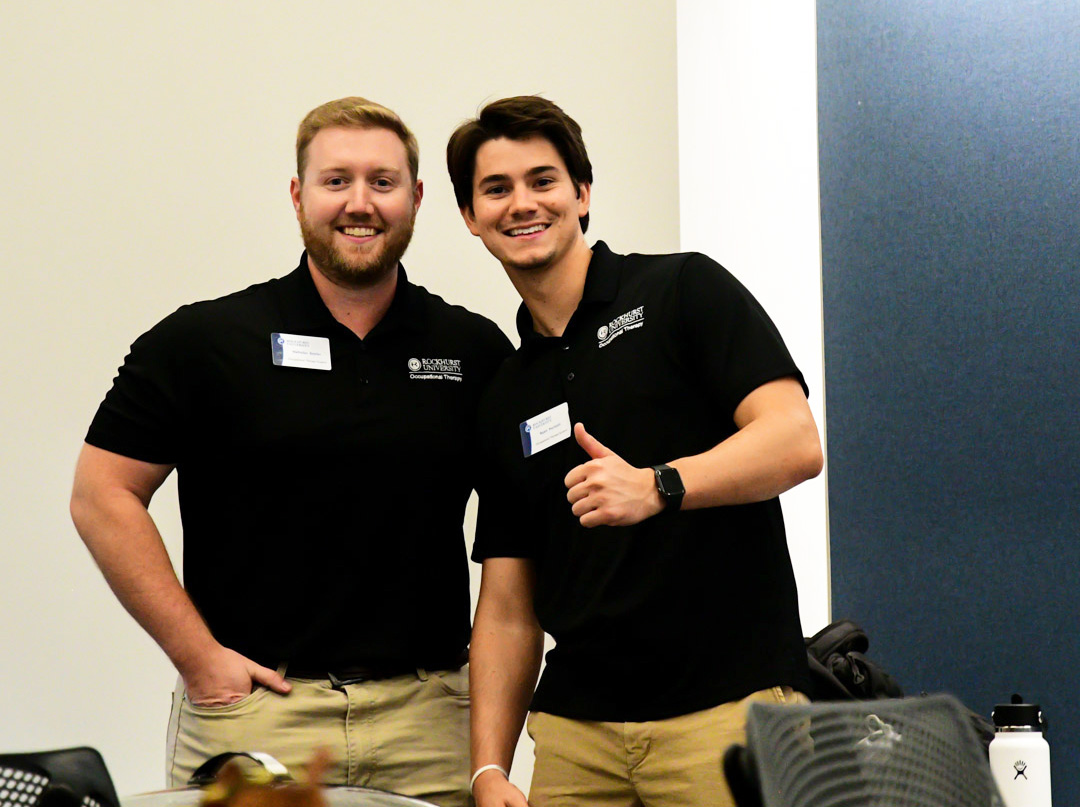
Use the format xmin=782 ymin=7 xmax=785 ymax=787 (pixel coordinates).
xmin=248 ymin=660 xmax=292 ymax=694
xmin=574 ymin=422 xmax=612 ymax=459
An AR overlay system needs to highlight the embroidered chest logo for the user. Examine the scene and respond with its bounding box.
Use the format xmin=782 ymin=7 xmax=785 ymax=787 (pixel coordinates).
xmin=597 ymin=305 xmax=645 ymax=348
xmin=407 ymin=357 xmax=462 ymax=382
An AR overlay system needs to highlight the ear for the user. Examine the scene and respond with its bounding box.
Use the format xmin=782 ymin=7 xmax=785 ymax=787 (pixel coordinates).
xmin=412 ymin=179 xmax=424 ymax=212
xmin=460 ymin=204 xmax=480 ymax=237
xmin=289 ymin=176 xmax=302 ymax=218
xmin=576 ymin=182 xmax=592 ymax=219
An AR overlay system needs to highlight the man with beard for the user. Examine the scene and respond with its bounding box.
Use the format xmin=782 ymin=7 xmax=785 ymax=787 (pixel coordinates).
xmin=70 ymin=97 xmax=511 ymax=807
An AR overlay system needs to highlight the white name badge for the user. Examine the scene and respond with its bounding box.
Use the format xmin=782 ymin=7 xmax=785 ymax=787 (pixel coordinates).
xmin=271 ymin=333 xmax=332 ymax=371
xmin=520 ymin=402 xmax=572 ymax=458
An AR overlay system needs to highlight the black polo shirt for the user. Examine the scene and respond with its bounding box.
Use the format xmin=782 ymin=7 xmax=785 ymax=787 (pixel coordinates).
xmin=87 ymin=254 xmax=512 ymax=669
xmin=474 ymin=241 xmax=811 ymax=721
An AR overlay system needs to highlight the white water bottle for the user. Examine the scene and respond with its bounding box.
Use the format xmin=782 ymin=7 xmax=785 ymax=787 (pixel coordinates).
xmin=989 ymin=694 xmax=1052 ymax=807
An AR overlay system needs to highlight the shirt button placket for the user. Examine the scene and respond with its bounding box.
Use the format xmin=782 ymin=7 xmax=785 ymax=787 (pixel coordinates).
xmin=560 ymin=341 xmax=576 ymax=396
xmin=354 ymin=342 xmax=370 ymax=397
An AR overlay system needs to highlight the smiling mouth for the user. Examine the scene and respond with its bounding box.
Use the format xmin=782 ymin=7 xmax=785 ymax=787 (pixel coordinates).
xmin=341 ymin=226 xmax=378 ymax=237
xmin=506 ymin=223 xmax=549 ymax=237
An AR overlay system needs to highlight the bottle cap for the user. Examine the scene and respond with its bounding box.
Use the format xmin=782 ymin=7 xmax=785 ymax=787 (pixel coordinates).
xmin=992 ymin=693 xmax=1044 ymax=730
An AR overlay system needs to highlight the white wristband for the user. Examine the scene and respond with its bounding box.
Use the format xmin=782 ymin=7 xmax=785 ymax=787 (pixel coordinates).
xmin=469 ymin=764 xmax=509 ymax=794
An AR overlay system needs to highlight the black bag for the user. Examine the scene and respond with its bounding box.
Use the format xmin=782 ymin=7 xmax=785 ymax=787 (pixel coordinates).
xmin=803 ymin=618 xmax=995 ymax=751
xmin=805 ymin=618 xmax=904 ymax=701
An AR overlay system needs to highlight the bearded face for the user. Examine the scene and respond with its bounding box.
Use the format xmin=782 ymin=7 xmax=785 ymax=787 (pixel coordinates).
xmin=297 ymin=197 xmax=416 ymax=289
xmin=291 ymin=125 xmax=422 ymax=290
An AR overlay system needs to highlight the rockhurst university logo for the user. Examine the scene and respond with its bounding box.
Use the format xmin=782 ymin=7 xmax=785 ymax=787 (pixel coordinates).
xmin=408 ymin=357 xmax=463 ymax=382
xmin=597 ymin=305 xmax=645 ymax=348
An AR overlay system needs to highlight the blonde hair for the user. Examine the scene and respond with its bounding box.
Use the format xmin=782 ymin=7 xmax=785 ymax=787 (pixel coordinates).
xmin=296 ymin=97 xmax=419 ymax=183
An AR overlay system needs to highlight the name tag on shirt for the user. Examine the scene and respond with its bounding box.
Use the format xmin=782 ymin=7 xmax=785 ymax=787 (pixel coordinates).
xmin=271 ymin=333 xmax=331 ymax=371
xmin=520 ymin=402 xmax=572 ymax=458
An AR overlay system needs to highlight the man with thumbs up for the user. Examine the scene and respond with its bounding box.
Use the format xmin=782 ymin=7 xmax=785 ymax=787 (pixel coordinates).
xmin=447 ymin=96 xmax=824 ymax=807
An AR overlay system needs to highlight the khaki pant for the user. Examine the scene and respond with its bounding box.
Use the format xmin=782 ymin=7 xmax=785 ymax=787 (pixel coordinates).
xmin=527 ymin=686 xmax=807 ymax=807
xmin=166 ymin=665 xmax=471 ymax=807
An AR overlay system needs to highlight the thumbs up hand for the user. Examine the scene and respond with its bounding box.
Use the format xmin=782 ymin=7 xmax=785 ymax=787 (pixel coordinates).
xmin=571 ymin=421 xmax=614 ymax=461
xmin=563 ymin=423 xmax=665 ymax=527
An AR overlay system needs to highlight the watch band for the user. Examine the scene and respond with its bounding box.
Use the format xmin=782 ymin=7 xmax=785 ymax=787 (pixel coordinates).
xmin=651 ymin=463 xmax=685 ymax=512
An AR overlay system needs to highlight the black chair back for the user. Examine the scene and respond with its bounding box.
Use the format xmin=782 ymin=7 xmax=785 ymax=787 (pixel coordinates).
xmin=0 ymin=748 xmax=120 ymax=807
xmin=725 ymin=694 xmax=1003 ymax=807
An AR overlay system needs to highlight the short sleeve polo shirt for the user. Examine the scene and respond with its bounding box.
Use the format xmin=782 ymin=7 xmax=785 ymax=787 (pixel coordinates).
xmin=473 ymin=241 xmax=810 ymax=721
xmin=87 ymin=254 xmax=512 ymax=669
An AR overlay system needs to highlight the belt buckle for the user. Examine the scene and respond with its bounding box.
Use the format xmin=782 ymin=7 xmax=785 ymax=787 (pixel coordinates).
xmin=328 ymin=671 xmax=368 ymax=689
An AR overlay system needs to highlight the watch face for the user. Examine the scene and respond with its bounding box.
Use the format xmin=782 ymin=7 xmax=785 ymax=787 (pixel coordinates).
xmin=656 ymin=466 xmax=686 ymax=497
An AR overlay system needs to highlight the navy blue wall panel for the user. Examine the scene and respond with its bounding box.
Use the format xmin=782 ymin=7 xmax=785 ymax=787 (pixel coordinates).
xmin=818 ymin=2 xmax=1080 ymax=802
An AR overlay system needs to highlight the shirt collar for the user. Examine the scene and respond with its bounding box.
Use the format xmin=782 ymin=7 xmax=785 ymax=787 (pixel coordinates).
xmin=515 ymin=240 xmax=622 ymax=350
xmin=276 ymin=252 xmax=426 ymax=337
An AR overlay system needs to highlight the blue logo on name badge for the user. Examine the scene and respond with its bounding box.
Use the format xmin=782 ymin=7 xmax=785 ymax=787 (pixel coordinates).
xmin=519 ymin=421 xmax=533 ymax=457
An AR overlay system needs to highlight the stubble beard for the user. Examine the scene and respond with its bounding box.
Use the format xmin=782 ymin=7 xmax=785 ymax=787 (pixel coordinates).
xmin=497 ymin=216 xmax=585 ymax=275
xmin=495 ymin=231 xmax=562 ymax=274
xmin=503 ymin=246 xmax=557 ymax=274
xmin=299 ymin=207 xmax=416 ymax=290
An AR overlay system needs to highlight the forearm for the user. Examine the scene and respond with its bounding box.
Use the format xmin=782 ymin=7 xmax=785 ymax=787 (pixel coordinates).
xmin=469 ymin=558 xmax=545 ymax=789
xmin=71 ymin=444 xmax=290 ymax=703
xmin=470 ymin=612 xmax=544 ymax=774
xmin=567 ymin=379 xmax=823 ymax=527
xmin=672 ymin=403 xmax=823 ymax=509
xmin=70 ymin=480 xmax=218 ymax=674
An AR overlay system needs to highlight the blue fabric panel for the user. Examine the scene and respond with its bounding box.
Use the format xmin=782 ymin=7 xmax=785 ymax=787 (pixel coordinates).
xmin=818 ymin=2 xmax=1080 ymax=803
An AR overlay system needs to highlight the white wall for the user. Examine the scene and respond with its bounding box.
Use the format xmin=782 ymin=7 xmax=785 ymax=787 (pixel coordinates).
xmin=0 ymin=1 xmax=678 ymax=795
xmin=677 ymin=1 xmax=830 ymax=633
xmin=2 ymin=0 xmax=830 ymax=797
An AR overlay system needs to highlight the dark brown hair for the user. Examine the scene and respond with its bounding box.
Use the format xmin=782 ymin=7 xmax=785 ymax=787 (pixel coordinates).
xmin=447 ymin=96 xmax=593 ymax=233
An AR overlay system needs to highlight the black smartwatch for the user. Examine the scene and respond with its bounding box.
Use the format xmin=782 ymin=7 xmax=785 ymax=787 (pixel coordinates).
xmin=651 ymin=464 xmax=685 ymax=512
